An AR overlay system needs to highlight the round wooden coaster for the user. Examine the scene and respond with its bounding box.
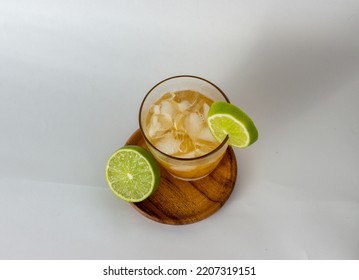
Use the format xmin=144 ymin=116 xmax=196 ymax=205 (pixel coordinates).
xmin=126 ymin=129 xmax=237 ymax=225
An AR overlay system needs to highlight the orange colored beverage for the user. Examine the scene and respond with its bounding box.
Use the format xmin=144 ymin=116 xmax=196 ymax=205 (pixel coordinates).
xmin=139 ymin=76 xmax=229 ymax=180
xmin=145 ymin=90 xmax=220 ymax=158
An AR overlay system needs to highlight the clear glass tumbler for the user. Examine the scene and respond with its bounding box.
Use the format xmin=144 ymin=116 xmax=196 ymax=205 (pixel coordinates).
xmin=139 ymin=75 xmax=229 ymax=180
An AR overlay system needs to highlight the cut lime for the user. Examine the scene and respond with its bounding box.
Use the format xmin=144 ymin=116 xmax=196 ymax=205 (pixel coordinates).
xmin=207 ymin=101 xmax=258 ymax=148
xmin=105 ymin=145 xmax=160 ymax=202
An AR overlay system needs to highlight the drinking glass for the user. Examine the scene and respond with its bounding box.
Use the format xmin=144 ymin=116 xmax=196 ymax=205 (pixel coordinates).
xmin=139 ymin=75 xmax=229 ymax=180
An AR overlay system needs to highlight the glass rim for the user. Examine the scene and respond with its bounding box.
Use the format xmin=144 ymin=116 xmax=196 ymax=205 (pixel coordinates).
xmin=139 ymin=75 xmax=230 ymax=161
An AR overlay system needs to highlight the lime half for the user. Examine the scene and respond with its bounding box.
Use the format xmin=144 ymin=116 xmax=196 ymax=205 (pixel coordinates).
xmin=105 ymin=145 xmax=160 ymax=202
xmin=207 ymin=101 xmax=258 ymax=148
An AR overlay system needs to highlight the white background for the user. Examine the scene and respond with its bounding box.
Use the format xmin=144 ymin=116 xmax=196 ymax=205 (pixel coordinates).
xmin=1 ymin=0 xmax=358 ymax=259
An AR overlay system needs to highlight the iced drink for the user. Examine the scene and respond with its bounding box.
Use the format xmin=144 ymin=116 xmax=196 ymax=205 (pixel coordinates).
xmin=139 ymin=76 xmax=229 ymax=180
xmin=145 ymin=90 xmax=219 ymax=158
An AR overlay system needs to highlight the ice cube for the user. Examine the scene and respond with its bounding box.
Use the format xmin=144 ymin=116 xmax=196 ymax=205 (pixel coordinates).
xmin=202 ymin=103 xmax=210 ymax=118
xmin=155 ymin=135 xmax=181 ymax=155
xmin=196 ymin=140 xmax=219 ymax=155
xmin=148 ymin=115 xmax=160 ymax=138
xmin=147 ymin=114 xmax=172 ymax=139
xmin=177 ymin=101 xmax=190 ymax=112
xmin=174 ymin=113 xmax=186 ymax=131
xmin=160 ymin=101 xmax=175 ymax=117
xmin=197 ymin=127 xmax=216 ymax=142
xmin=190 ymin=98 xmax=205 ymax=113
xmin=153 ymin=105 xmax=160 ymax=115
xmin=186 ymin=112 xmax=203 ymax=139
xmin=178 ymin=133 xmax=195 ymax=154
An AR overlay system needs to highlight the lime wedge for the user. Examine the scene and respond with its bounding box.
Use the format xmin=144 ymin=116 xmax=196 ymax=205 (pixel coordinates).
xmin=105 ymin=145 xmax=160 ymax=202
xmin=207 ymin=101 xmax=258 ymax=148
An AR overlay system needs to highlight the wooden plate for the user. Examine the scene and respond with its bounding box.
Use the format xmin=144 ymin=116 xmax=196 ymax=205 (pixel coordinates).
xmin=127 ymin=129 xmax=237 ymax=225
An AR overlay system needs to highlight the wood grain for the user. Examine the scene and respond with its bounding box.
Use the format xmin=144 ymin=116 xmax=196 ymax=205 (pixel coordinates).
xmin=127 ymin=129 xmax=237 ymax=225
